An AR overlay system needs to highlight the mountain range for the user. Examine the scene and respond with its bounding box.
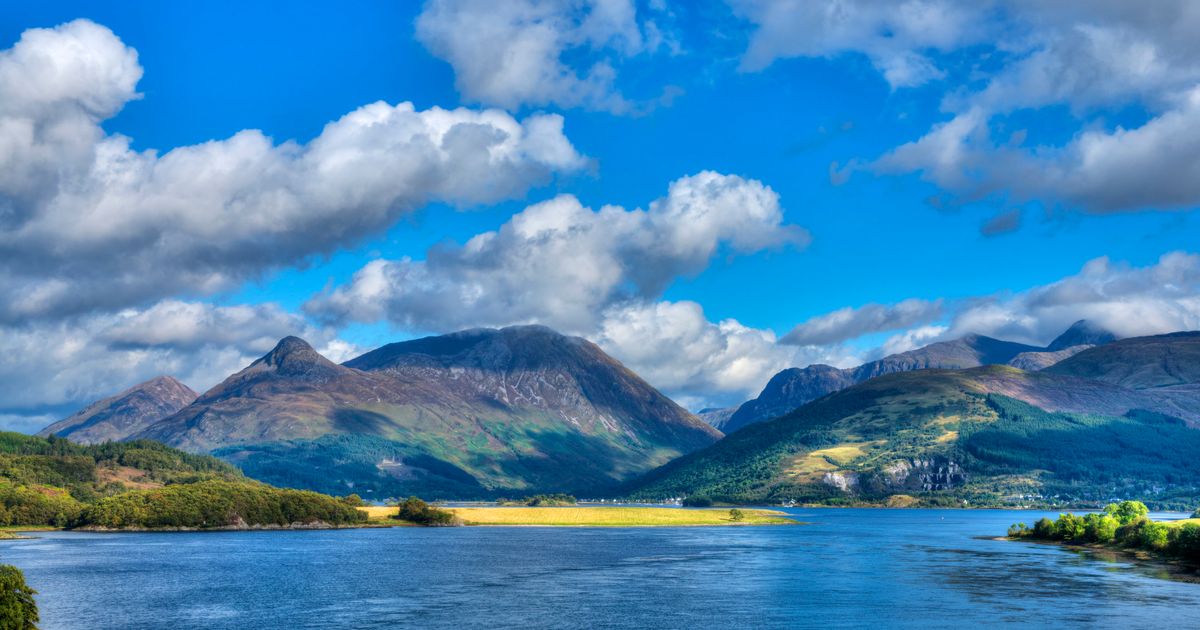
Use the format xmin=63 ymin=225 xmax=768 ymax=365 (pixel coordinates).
xmin=623 ymin=331 xmax=1200 ymax=508
xmin=43 ymin=326 xmax=718 ymax=498
xmin=37 ymin=320 xmax=1200 ymax=507
xmin=716 ymin=320 xmax=1116 ymax=434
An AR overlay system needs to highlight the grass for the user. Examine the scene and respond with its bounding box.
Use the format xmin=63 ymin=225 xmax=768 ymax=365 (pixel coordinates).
xmin=358 ymin=505 xmax=797 ymax=526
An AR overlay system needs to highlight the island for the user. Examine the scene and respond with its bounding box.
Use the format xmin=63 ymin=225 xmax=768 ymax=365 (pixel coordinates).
xmin=1008 ymin=501 xmax=1200 ymax=568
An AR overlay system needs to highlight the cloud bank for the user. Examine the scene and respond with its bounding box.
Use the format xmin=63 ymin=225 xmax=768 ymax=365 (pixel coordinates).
xmin=0 ymin=19 xmax=586 ymax=324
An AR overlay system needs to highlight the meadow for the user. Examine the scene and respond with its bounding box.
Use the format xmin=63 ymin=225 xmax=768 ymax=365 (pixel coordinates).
xmin=359 ymin=505 xmax=797 ymax=526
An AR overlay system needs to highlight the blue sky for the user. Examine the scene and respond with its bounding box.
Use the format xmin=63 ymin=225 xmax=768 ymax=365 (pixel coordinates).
xmin=2 ymin=1 xmax=1199 ymax=427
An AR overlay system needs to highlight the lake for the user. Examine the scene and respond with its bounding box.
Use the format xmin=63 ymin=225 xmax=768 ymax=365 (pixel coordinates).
xmin=3 ymin=508 xmax=1199 ymax=629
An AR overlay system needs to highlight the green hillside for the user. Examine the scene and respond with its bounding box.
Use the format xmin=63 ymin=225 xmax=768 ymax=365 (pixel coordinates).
xmin=622 ymin=367 xmax=1200 ymax=509
xmin=0 ymin=433 xmax=363 ymax=529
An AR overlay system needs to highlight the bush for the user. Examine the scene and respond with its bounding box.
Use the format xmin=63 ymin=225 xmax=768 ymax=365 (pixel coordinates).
xmin=729 ymin=508 xmax=744 ymax=522
xmin=393 ymin=497 xmax=458 ymax=526
xmin=0 ymin=565 xmax=38 ymax=630
xmin=1032 ymin=517 xmax=1057 ymax=539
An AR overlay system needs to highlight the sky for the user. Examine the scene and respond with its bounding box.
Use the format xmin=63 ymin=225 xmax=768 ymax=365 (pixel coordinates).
xmin=2 ymin=0 xmax=1200 ymax=429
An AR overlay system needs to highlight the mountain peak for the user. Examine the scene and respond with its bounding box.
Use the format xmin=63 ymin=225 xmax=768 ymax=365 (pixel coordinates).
xmin=37 ymin=375 xmax=199 ymax=444
xmin=249 ymin=336 xmax=340 ymax=377
xmin=1047 ymin=320 xmax=1118 ymax=351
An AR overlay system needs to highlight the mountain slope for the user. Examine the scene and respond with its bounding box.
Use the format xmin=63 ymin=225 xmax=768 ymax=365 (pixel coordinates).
xmin=722 ymin=335 xmax=1041 ymax=434
xmin=38 ymin=376 xmax=197 ymax=444
xmin=1047 ymin=319 xmax=1118 ymax=351
xmin=1006 ymin=345 xmax=1093 ymax=371
xmin=622 ymin=365 xmax=1200 ymax=507
xmin=133 ymin=327 xmax=720 ymax=497
xmin=1045 ymin=331 xmax=1200 ymax=388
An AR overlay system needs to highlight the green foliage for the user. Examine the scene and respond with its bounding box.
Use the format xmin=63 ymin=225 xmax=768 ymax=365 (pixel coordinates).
xmin=1103 ymin=500 xmax=1149 ymax=525
xmin=392 ymin=497 xmax=457 ymax=526
xmin=0 ymin=483 xmax=84 ymax=527
xmin=79 ymin=480 xmax=367 ymax=529
xmin=682 ymin=496 xmax=713 ymax=507
xmin=1032 ymin=517 xmax=1056 ymax=538
xmin=1055 ymin=513 xmax=1086 ymax=541
xmin=1192 ymin=508 xmax=1200 ymax=519
xmin=498 ymin=494 xmax=577 ymax=506
xmin=729 ymin=508 xmax=744 ymax=522
xmin=1082 ymin=513 xmax=1119 ymax=543
xmin=0 ymin=564 xmax=38 ymax=630
xmin=1015 ymin=502 xmax=1200 ymax=563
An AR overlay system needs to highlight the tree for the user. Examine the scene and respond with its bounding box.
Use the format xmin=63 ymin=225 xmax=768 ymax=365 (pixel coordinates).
xmin=729 ymin=509 xmax=744 ymax=522
xmin=1055 ymin=513 xmax=1086 ymax=541
xmin=1082 ymin=513 xmax=1118 ymax=543
xmin=1032 ymin=517 xmax=1056 ymax=539
xmin=393 ymin=497 xmax=457 ymax=526
xmin=0 ymin=565 xmax=38 ymax=630
xmin=1104 ymin=501 xmax=1149 ymax=526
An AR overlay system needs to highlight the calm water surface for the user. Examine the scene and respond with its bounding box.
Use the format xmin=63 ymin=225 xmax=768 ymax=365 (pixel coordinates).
xmin=3 ymin=508 xmax=1199 ymax=629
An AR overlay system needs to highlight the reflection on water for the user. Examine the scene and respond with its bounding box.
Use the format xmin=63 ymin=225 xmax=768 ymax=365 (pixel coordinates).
xmin=1 ymin=508 xmax=1198 ymax=629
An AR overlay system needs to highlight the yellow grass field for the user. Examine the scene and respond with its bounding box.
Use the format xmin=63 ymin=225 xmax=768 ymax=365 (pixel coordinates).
xmin=358 ymin=505 xmax=797 ymax=527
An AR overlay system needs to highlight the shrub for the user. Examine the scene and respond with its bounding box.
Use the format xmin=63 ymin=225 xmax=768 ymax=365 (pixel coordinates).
xmin=729 ymin=508 xmax=744 ymax=522
xmin=393 ymin=497 xmax=458 ymax=526
xmin=0 ymin=565 xmax=38 ymax=630
xmin=1032 ymin=517 xmax=1057 ymax=539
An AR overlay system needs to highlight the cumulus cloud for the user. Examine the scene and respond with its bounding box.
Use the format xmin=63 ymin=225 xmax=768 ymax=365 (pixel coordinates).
xmin=306 ymin=171 xmax=808 ymax=332
xmin=594 ymin=300 xmax=858 ymax=409
xmin=0 ymin=300 xmax=355 ymax=432
xmin=416 ymin=0 xmax=676 ymax=112
xmin=781 ymin=298 xmax=943 ymax=346
xmin=731 ymin=1 xmax=1200 ymax=214
xmin=0 ymin=19 xmax=586 ymax=324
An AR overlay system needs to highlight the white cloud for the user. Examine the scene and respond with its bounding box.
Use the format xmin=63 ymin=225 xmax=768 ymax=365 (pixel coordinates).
xmin=0 ymin=19 xmax=586 ymax=324
xmin=782 ymin=298 xmax=943 ymax=345
xmin=415 ymin=0 xmax=674 ymax=112
xmin=941 ymin=251 xmax=1200 ymax=345
xmin=594 ymin=300 xmax=858 ymax=409
xmin=732 ymin=1 xmax=1200 ymax=213
xmin=0 ymin=299 xmax=355 ymax=433
xmin=306 ymin=171 xmax=808 ymax=332
xmin=730 ymin=0 xmax=987 ymax=87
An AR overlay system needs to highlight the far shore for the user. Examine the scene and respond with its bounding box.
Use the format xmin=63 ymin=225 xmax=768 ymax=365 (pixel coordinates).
xmin=361 ymin=505 xmax=798 ymax=527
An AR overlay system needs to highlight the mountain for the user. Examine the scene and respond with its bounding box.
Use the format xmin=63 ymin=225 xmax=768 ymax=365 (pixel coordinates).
xmin=721 ymin=335 xmax=1042 ymax=434
xmin=129 ymin=326 xmax=720 ymax=497
xmin=622 ymin=361 xmax=1200 ymax=508
xmin=1006 ymin=345 xmax=1093 ymax=371
xmin=37 ymin=376 xmax=197 ymax=444
xmin=1047 ymin=319 xmax=1118 ymax=351
xmin=1045 ymin=331 xmax=1200 ymax=389
xmin=696 ymin=407 xmax=738 ymax=431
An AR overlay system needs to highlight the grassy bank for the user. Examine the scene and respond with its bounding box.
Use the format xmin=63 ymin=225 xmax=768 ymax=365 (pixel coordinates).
xmin=361 ymin=505 xmax=797 ymax=526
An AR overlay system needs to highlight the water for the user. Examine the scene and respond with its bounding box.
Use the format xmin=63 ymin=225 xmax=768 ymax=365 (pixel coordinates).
xmin=3 ymin=508 xmax=1199 ymax=629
